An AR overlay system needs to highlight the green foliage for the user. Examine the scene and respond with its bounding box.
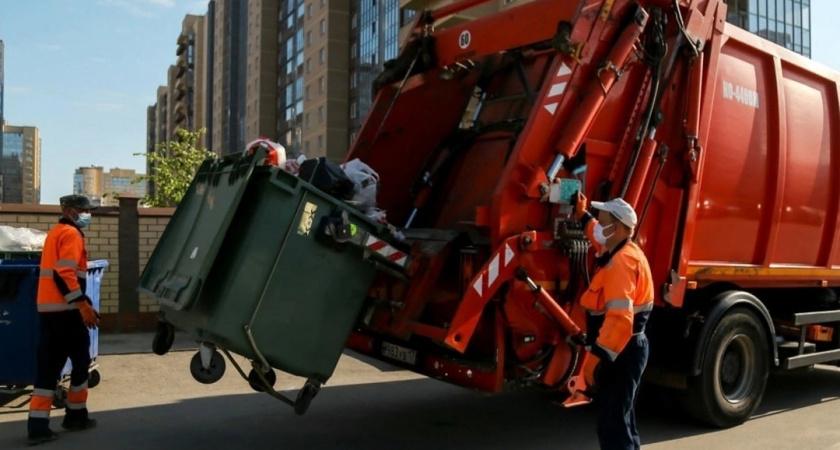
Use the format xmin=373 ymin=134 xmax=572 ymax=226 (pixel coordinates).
xmin=134 ymin=128 xmax=217 ymax=207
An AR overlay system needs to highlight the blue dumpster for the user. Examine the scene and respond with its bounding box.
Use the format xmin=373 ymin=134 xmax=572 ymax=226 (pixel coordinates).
xmin=0 ymin=259 xmax=108 ymax=392
xmin=0 ymin=261 xmax=40 ymax=386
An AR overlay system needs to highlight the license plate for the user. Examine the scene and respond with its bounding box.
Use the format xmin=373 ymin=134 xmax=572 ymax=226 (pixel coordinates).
xmin=381 ymin=342 xmax=417 ymax=365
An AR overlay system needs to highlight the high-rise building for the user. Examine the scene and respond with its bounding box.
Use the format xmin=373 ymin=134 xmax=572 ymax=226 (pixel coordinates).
xmin=103 ymin=168 xmax=147 ymax=206
xmin=211 ymin=0 xmax=278 ymax=156
xmin=73 ymin=166 xmax=104 ymax=206
xmin=2 ymin=124 xmax=41 ymax=204
xmin=0 ymin=35 xmax=5 ymax=166
xmin=73 ymin=167 xmax=146 ymax=207
xmin=147 ymin=14 xmax=212 ymax=153
xmin=725 ymin=0 xmax=811 ymax=57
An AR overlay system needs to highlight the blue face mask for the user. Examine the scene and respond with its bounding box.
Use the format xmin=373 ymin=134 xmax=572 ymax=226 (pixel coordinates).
xmin=75 ymin=212 xmax=91 ymax=229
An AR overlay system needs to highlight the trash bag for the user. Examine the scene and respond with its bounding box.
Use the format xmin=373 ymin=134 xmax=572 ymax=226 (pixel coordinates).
xmin=244 ymin=138 xmax=286 ymax=166
xmin=341 ymin=159 xmax=380 ymax=212
xmin=298 ymin=157 xmax=355 ymax=201
xmin=0 ymin=226 xmax=47 ymax=252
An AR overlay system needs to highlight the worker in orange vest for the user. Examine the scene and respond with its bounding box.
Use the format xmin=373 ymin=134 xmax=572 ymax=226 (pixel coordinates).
xmin=574 ymin=192 xmax=654 ymax=450
xmin=28 ymin=195 xmax=99 ymax=445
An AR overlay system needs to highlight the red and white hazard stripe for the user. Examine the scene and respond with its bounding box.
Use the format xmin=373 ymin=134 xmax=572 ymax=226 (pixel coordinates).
xmin=365 ymin=235 xmax=409 ymax=268
xmin=472 ymin=243 xmax=516 ymax=297
xmin=543 ymin=62 xmax=573 ymax=116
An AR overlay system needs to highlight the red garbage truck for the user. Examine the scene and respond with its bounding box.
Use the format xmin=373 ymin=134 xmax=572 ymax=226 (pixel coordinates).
xmin=144 ymin=0 xmax=840 ymax=428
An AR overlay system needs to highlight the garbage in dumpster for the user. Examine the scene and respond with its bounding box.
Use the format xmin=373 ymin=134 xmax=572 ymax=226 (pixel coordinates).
xmin=342 ymin=158 xmax=380 ymax=213
xmin=244 ymin=138 xmax=286 ymax=167
xmin=0 ymin=226 xmax=46 ymax=252
xmin=298 ymin=157 xmax=355 ymax=200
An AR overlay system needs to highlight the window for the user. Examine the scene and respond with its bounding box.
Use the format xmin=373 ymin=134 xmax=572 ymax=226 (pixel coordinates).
xmin=307 ymin=5 xmax=312 ymax=18
xmin=320 ymin=0 xmax=325 ymax=6
xmin=318 ymin=135 xmax=324 ymax=149
xmin=320 ymin=19 xmax=326 ymax=35
xmin=318 ymin=106 xmax=324 ymax=123
xmin=352 ymin=13 xmax=358 ymax=29
xmin=305 ymin=141 xmax=310 ymax=153
xmin=319 ymin=77 xmax=325 ymax=93
xmin=351 ymin=43 xmax=357 ymax=59
xmin=319 ymin=48 xmax=326 ymax=63
xmin=350 ymin=71 xmax=357 ymax=88
xmin=307 ymin=31 xmax=312 ymax=46
xmin=306 ymin=58 xmax=311 ymax=73
xmin=350 ymin=101 xmax=357 ymax=119
xmin=305 ymin=113 xmax=311 ymax=128
xmin=306 ymin=85 xmax=311 ymax=100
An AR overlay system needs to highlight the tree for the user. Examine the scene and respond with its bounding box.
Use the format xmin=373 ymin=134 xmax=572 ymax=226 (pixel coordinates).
xmin=134 ymin=128 xmax=217 ymax=207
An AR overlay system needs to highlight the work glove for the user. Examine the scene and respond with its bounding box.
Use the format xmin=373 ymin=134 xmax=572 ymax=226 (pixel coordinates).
xmin=573 ymin=191 xmax=588 ymax=221
xmin=582 ymin=353 xmax=601 ymax=388
xmin=77 ymin=297 xmax=100 ymax=330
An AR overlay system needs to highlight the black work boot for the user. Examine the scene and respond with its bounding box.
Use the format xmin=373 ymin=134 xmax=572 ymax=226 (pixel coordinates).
xmin=61 ymin=409 xmax=97 ymax=432
xmin=27 ymin=418 xmax=58 ymax=446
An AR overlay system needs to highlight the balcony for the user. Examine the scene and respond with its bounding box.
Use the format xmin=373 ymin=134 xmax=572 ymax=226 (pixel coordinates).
xmin=174 ymin=77 xmax=186 ymax=92
xmin=174 ymin=112 xmax=186 ymax=124
xmin=176 ymin=33 xmax=188 ymax=56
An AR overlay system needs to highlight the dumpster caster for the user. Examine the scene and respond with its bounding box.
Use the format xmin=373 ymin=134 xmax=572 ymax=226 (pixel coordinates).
xmin=294 ymin=380 xmax=321 ymax=416
xmin=190 ymin=348 xmax=226 ymax=384
xmin=248 ymin=367 xmax=277 ymax=392
xmin=88 ymin=369 xmax=101 ymax=388
xmin=52 ymin=388 xmax=67 ymax=409
xmin=152 ymin=322 xmax=175 ymax=356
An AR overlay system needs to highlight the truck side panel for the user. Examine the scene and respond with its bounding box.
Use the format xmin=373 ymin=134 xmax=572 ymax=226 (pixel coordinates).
xmin=689 ymin=25 xmax=840 ymax=277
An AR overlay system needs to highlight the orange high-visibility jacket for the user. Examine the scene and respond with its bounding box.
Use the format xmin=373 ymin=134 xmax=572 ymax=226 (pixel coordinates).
xmin=580 ymin=217 xmax=654 ymax=362
xmin=37 ymin=220 xmax=88 ymax=313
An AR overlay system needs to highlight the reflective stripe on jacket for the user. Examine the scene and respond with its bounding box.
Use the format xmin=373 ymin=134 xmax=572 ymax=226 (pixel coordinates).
xmin=580 ymin=217 xmax=654 ymax=362
xmin=37 ymin=219 xmax=88 ymax=313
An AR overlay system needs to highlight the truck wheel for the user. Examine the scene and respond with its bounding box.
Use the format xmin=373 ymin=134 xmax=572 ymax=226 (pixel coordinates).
xmin=683 ymin=308 xmax=769 ymax=428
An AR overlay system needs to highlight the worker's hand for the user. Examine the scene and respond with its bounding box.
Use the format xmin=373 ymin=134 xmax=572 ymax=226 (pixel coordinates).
xmin=77 ymin=298 xmax=100 ymax=330
xmin=582 ymin=354 xmax=601 ymax=388
xmin=573 ymin=191 xmax=588 ymax=221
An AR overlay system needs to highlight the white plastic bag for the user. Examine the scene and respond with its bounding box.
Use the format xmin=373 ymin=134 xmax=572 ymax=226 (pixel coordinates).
xmin=280 ymin=155 xmax=307 ymax=175
xmin=341 ymin=158 xmax=380 ymax=212
xmin=0 ymin=226 xmax=47 ymax=252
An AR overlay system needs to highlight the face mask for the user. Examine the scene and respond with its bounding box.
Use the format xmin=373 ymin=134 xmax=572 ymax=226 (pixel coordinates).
xmin=593 ymin=222 xmax=615 ymax=245
xmin=75 ymin=212 xmax=92 ymax=229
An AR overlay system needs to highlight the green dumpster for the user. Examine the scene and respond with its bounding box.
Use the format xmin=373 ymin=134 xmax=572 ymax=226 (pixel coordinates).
xmin=139 ymin=150 xmax=405 ymax=403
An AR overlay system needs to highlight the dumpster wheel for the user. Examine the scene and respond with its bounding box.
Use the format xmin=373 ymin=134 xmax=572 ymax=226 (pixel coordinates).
xmin=220 ymin=349 xmax=323 ymax=415
xmin=88 ymin=369 xmax=101 ymax=388
xmin=294 ymin=381 xmax=321 ymax=416
xmin=152 ymin=322 xmax=175 ymax=356
xmin=52 ymin=388 xmax=67 ymax=409
xmin=248 ymin=367 xmax=277 ymax=392
xmin=190 ymin=349 xmax=226 ymax=384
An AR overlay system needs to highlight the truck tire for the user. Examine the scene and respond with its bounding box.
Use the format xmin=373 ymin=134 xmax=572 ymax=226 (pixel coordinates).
xmin=683 ymin=307 xmax=769 ymax=428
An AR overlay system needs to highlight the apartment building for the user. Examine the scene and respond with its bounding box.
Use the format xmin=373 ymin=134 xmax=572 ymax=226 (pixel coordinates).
xmin=2 ymin=124 xmax=41 ymax=204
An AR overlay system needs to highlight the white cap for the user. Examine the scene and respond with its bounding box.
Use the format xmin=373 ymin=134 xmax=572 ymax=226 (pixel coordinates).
xmin=591 ymin=198 xmax=638 ymax=229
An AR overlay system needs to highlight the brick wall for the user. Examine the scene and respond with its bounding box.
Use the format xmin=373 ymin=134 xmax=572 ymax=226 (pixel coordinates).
xmin=0 ymin=202 xmax=175 ymax=332
xmin=138 ymin=213 xmax=170 ymax=313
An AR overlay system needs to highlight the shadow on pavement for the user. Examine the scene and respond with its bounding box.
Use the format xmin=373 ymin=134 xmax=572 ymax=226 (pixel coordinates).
xmin=0 ymin=366 xmax=838 ymax=450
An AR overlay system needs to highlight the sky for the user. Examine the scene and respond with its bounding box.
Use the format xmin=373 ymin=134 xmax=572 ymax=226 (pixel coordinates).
xmin=1 ymin=0 xmax=840 ymax=205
